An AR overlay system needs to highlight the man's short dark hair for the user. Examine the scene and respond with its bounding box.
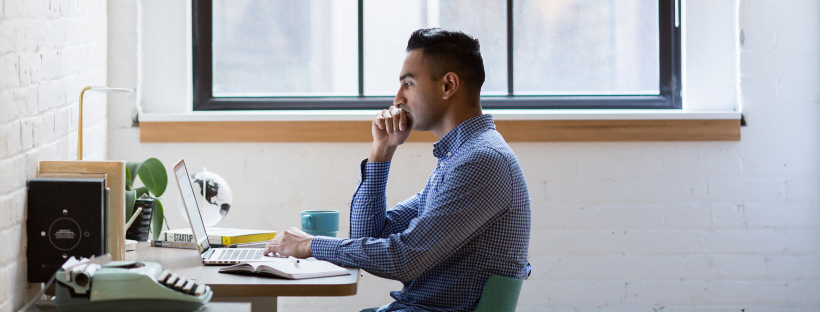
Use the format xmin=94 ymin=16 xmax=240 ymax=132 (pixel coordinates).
xmin=406 ymin=28 xmax=485 ymax=95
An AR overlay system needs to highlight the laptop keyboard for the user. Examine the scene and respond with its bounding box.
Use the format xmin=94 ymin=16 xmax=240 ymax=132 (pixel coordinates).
xmin=218 ymin=249 xmax=264 ymax=261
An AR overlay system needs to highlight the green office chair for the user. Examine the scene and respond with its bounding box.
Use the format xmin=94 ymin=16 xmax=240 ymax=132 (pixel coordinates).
xmin=472 ymin=275 xmax=524 ymax=312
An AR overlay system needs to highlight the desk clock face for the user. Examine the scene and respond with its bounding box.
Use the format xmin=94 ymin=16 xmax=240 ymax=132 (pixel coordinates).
xmin=48 ymin=217 xmax=83 ymax=251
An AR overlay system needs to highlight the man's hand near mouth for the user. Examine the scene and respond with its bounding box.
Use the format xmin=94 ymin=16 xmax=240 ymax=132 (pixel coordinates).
xmin=369 ymin=105 xmax=411 ymax=162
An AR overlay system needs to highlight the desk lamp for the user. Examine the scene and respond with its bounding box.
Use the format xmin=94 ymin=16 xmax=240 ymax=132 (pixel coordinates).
xmin=78 ymin=86 xmax=133 ymax=160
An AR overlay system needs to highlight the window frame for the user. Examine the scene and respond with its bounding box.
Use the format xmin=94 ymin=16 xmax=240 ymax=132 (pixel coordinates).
xmin=192 ymin=0 xmax=682 ymax=111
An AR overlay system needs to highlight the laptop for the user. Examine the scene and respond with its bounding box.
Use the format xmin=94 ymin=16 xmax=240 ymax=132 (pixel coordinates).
xmin=174 ymin=159 xmax=275 ymax=265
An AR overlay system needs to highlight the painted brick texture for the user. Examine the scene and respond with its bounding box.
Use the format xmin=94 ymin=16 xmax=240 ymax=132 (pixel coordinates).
xmin=104 ymin=0 xmax=820 ymax=311
xmin=0 ymin=0 xmax=107 ymax=310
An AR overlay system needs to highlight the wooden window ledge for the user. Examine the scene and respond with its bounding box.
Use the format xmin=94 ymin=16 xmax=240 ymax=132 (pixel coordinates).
xmin=139 ymin=110 xmax=741 ymax=142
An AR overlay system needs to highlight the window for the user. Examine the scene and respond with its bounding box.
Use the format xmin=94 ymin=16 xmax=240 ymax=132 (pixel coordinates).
xmin=193 ymin=0 xmax=681 ymax=110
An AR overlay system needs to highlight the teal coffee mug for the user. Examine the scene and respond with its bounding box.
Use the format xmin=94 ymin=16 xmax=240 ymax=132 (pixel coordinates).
xmin=301 ymin=210 xmax=339 ymax=237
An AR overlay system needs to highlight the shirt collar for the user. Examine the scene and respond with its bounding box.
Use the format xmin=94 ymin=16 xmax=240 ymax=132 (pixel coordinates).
xmin=432 ymin=114 xmax=495 ymax=159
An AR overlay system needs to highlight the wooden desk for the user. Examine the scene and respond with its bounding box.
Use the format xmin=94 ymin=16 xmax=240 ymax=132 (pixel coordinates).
xmin=126 ymin=242 xmax=359 ymax=312
xmin=35 ymin=301 xmax=252 ymax=312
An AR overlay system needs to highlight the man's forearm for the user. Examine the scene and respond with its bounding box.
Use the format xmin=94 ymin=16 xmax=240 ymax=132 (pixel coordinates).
xmin=350 ymin=160 xmax=391 ymax=239
xmin=311 ymin=236 xmax=418 ymax=281
xmin=369 ymin=145 xmax=398 ymax=162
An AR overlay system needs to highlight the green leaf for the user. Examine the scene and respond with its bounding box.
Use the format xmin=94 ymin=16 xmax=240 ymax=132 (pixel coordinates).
xmin=137 ymin=158 xmax=168 ymax=197
xmin=135 ymin=186 xmax=149 ymax=199
xmin=151 ymin=199 xmax=164 ymax=241
xmin=125 ymin=168 xmax=133 ymax=191
xmin=126 ymin=161 xmax=143 ymax=185
xmin=125 ymin=190 xmax=136 ymax=222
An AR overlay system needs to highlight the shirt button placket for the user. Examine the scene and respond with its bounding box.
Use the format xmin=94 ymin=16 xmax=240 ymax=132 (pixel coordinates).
xmin=442 ymin=152 xmax=451 ymax=168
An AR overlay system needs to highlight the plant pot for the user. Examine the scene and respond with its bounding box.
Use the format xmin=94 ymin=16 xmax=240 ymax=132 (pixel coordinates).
xmin=126 ymin=198 xmax=154 ymax=242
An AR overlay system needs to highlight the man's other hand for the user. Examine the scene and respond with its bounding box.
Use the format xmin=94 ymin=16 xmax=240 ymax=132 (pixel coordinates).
xmin=264 ymin=227 xmax=314 ymax=258
xmin=370 ymin=106 xmax=411 ymax=162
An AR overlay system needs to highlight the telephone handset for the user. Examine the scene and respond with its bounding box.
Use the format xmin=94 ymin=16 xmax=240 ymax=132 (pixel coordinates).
xmin=54 ymin=260 xmax=212 ymax=312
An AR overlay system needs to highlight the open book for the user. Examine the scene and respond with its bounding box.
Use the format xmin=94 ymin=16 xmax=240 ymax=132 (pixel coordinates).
xmin=218 ymin=259 xmax=350 ymax=280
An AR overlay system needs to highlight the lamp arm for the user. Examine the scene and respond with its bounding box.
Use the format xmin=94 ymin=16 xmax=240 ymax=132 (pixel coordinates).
xmin=78 ymin=86 xmax=91 ymax=160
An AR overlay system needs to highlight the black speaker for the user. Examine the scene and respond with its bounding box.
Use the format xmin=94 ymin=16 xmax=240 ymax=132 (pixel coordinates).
xmin=26 ymin=178 xmax=106 ymax=283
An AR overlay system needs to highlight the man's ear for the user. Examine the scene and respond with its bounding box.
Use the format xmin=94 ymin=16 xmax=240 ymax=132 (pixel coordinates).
xmin=441 ymin=72 xmax=460 ymax=100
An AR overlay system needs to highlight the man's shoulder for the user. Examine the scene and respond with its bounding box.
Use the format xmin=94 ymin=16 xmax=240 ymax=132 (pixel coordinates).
xmin=451 ymin=131 xmax=517 ymax=172
xmin=459 ymin=129 xmax=514 ymax=159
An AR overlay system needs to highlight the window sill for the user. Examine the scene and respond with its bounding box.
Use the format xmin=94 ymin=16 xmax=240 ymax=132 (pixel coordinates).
xmin=138 ymin=110 xmax=741 ymax=142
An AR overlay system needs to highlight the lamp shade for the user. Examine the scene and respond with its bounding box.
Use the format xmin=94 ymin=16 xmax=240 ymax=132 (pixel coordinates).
xmin=88 ymin=86 xmax=134 ymax=93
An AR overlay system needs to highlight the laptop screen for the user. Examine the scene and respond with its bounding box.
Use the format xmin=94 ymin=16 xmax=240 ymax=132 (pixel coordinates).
xmin=174 ymin=159 xmax=210 ymax=253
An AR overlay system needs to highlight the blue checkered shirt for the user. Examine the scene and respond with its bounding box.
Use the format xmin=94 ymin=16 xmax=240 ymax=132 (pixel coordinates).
xmin=311 ymin=114 xmax=531 ymax=312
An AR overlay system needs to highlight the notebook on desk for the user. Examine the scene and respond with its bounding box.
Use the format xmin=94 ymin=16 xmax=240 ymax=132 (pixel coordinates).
xmin=174 ymin=159 xmax=276 ymax=265
xmin=219 ymin=259 xmax=350 ymax=280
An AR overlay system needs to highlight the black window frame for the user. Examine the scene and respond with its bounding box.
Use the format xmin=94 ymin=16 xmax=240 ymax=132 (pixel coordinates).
xmin=193 ymin=0 xmax=681 ymax=111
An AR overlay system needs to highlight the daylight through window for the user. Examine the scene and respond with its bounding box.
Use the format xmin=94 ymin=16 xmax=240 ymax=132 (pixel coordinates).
xmin=196 ymin=0 xmax=679 ymax=110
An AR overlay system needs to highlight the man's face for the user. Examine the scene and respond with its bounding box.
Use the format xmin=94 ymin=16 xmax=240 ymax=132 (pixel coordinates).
xmin=393 ymin=49 xmax=446 ymax=132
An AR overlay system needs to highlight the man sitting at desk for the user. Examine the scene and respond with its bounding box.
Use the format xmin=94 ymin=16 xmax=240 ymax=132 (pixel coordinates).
xmin=266 ymin=28 xmax=531 ymax=312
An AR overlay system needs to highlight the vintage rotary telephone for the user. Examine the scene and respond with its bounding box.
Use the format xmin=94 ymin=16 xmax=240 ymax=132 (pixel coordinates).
xmin=20 ymin=255 xmax=212 ymax=312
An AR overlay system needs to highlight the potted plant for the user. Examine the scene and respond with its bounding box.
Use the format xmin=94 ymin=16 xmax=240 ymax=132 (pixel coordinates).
xmin=125 ymin=158 xmax=168 ymax=241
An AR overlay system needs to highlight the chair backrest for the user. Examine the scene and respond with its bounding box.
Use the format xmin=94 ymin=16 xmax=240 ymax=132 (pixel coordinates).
xmin=472 ymin=275 xmax=523 ymax=312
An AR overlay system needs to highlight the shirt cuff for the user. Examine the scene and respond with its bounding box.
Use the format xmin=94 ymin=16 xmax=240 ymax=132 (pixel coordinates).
xmin=359 ymin=159 xmax=391 ymax=196
xmin=310 ymin=236 xmax=346 ymax=263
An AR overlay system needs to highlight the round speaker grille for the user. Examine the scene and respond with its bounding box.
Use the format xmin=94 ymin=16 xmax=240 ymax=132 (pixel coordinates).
xmin=48 ymin=217 xmax=82 ymax=251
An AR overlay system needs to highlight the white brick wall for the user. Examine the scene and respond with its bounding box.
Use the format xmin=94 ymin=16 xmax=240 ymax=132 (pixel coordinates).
xmin=103 ymin=0 xmax=820 ymax=311
xmin=0 ymin=0 xmax=107 ymax=310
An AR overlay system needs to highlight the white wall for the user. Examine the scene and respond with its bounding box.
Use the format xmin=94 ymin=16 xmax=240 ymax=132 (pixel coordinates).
xmin=106 ymin=0 xmax=820 ymax=311
xmin=682 ymin=0 xmax=739 ymax=111
xmin=0 ymin=0 xmax=108 ymax=310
